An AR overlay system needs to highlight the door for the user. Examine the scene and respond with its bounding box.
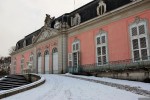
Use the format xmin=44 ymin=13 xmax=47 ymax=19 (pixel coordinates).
xmin=73 ymin=52 xmax=78 ymax=67
xmin=44 ymin=52 xmax=49 ymax=74
xmin=52 ymin=48 xmax=58 ymax=74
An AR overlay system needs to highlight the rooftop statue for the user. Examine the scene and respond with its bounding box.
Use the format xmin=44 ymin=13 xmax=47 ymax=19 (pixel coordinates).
xmin=44 ymin=14 xmax=55 ymax=28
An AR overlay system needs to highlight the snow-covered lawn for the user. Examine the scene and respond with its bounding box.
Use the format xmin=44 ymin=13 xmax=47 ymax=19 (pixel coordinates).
xmin=66 ymin=74 xmax=150 ymax=91
xmin=2 ymin=74 xmax=146 ymax=100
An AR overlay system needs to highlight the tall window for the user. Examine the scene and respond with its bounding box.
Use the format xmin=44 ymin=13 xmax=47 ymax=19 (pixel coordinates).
xmin=13 ymin=58 xmax=16 ymax=74
xmin=72 ymin=40 xmax=80 ymax=52
xmin=21 ymin=55 xmax=24 ymax=73
xmin=96 ymin=31 xmax=108 ymax=66
xmin=129 ymin=18 xmax=149 ymax=61
xmin=30 ymin=53 xmax=34 ymax=62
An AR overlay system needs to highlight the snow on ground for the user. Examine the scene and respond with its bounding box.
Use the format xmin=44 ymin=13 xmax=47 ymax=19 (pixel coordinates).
xmin=2 ymin=74 xmax=146 ymax=100
xmin=66 ymin=74 xmax=150 ymax=91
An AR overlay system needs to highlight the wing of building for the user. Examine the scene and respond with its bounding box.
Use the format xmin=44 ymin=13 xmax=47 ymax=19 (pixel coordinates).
xmin=10 ymin=0 xmax=150 ymax=81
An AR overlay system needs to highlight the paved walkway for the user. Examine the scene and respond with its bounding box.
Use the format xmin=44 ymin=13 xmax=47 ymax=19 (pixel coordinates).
xmin=64 ymin=75 xmax=150 ymax=97
xmin=2 ymin=74 xmax=145 ymax=100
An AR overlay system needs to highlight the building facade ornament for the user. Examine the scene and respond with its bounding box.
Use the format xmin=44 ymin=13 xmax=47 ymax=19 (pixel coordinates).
xmin=97 ymin=0 xmax=106 ymax=16
xmin=54 ymin=21 xmax=62 ymax=30
xmin=32 ymin=35 xmax=36 ymax=43
xmin=129 ymin=16 xmax=147 ymax=26
xmin=36 ymin=28 xmax=58 ymax=43
xmin=71 ymin=13 xmax=81 ymax=26
xmin=44 ymin=14 xmax=55 ymax=28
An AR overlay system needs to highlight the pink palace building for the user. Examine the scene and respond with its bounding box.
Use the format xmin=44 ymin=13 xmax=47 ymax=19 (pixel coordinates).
xmin=11 ymin=0 xmax=150 ymax=81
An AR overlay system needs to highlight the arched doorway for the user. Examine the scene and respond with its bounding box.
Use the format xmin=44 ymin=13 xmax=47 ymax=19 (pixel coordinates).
xmin=44 ymin=50 xmax=49 ymax=74
xmin=52 ymin=48 xmax=58 ymax=74
xmin=37 ymin=52 xmax=42 ymax=74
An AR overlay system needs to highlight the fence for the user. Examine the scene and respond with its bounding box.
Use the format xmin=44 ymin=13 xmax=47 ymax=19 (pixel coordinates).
xmin=68 ymin=57 xmax=150 ymax=74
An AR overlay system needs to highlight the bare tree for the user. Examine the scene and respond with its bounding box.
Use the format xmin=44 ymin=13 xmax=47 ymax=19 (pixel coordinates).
xmin=9 ymin=46 xmax=16 ymax=55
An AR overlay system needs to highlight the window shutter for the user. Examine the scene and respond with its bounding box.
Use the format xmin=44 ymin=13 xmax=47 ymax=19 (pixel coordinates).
xmin=68 ymin=53 xmax=72 ymax=67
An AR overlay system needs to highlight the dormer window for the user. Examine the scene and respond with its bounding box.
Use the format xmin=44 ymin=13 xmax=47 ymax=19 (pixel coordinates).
xmin=71 ymin=13 xmax=81 ymax=26
xmin=97 ymin=0 xmax=106 ymax=16
xmin=16 ymin=43 xmax=19 ymax=50
xmin=32 ymin=35 xmax=35 ymax=43
xmin=23 ymin=40 xmax=26 ymax=47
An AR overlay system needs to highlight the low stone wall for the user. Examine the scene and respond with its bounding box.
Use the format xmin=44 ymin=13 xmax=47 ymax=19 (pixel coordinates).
xmin=0 ymin=74 xmax=45 ymax=99
xmin=95 ymin=70 xmax=150 ymax=82
xmin=23 ymin=73 xmax=41 ymax=82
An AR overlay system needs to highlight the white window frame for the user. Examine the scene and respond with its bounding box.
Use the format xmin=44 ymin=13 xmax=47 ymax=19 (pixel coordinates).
xmin=30 ymin=53 xmax=34 ymax=63
xmin=21 ymin=56 xmax=24 ymax=73
xmin=129 ymin=18 xmax=149 ymax=62
xmin=96 ymin=31 xmax=108 ymax=66
xmin=71 ymin=40 xmax=80 ymax=67
xmin=68 ymin=53 xmax=73 ymax=67
xmin=72 ymin=40 xmax=80 ymax=53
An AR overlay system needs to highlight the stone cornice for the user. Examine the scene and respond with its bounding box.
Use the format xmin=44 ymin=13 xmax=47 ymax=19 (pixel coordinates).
xmin=67 ymin=0 xmax=149 ymax=34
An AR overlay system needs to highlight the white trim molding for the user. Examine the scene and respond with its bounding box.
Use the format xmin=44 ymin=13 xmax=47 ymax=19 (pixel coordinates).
xmin=96 ymin=29 xmax=108 ymax=66
xmin=129 ymin=17 xmax=149 ymax=62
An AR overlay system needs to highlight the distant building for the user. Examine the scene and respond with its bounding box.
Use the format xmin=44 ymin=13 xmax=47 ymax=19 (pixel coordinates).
xmin=10 ymin=0 xmax=150 ymax=81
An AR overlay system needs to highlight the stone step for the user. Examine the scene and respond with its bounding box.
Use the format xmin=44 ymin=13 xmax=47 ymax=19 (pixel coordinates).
xmin=0 ymin=82 xmax=28 ymax=86
xmin=1 ymin=78 xmax=29 ymax=83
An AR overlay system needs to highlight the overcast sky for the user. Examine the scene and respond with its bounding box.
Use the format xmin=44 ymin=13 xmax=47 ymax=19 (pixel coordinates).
xmin=0 ymin=0 xmax=93 ymax=57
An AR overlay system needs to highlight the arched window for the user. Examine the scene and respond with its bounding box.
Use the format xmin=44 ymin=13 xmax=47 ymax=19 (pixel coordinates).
xmin=21 ymin=55 xmax=24 ymax=74
xmin=45 ymin=50 xmax=49 ymax=55
xmin=96 ymin=30 xmax=108 ymax=66
xmin=129 ymin=17 xmax=149 ymax=61
xmin=52 ymin=48 xmax=58 ymax=53
xmin=30 ymin=52 xmax=34 ymax=62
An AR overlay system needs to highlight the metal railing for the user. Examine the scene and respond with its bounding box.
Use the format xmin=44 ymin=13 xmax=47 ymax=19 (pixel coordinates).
xmin=68 ymin=57 xmax=150 ymax=74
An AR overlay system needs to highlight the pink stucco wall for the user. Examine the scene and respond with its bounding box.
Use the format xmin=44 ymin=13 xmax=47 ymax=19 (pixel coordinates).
xmin=14 ymin=49 xmax=33 ymax=74
xmin=12 ymin=38 xmax=58 ymax=74
xmin=68 ymin=10 xmax=150 ymax=65
xmin=35 ymin=39 xmax=58 ymax=73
